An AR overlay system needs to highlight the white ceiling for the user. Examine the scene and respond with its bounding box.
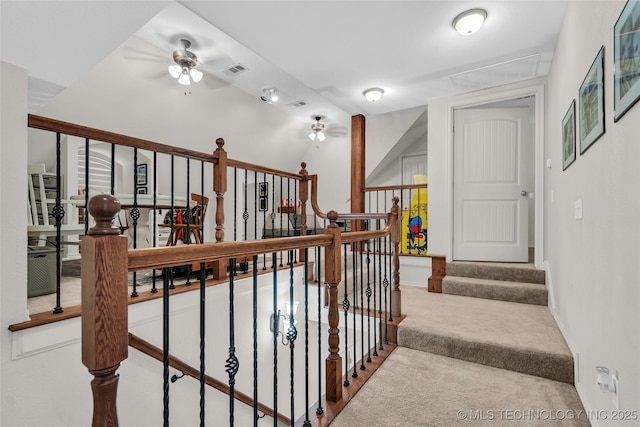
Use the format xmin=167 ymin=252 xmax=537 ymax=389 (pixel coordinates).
xmin=1 ymin=0 xmax=567 ymax=133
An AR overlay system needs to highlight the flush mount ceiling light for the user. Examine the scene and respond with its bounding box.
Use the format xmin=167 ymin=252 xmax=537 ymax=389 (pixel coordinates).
xmin=308 ymin=116 xmax=326 ymax=142
xmin=452 ymin=8 xmax=487 ymax=35
xmin=261 ymin=88 xmax=279 ymax=104
xmin=363 ymin=87 xmax=385 ymax=102
xmin=168 ymin=39 xmax=203 ymax=86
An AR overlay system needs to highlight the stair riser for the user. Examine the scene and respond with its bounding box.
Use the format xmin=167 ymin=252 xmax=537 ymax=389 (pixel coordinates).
xmin=446 ymin=264 xmax=545 ymax=284
xmin=442 ymin=280 xmax=548 ymax=306
xmin=398 ymin=327 xmax=574 ymax=384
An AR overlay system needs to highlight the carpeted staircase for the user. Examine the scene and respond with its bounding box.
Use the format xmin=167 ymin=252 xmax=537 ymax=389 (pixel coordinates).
xmin=331 ymin=261 xmax=589 ymax=426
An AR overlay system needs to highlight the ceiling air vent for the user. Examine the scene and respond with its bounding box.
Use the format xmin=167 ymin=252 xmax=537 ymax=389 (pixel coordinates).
xmin=449 ymin=54 xmax=541 ymax=92
xmin=223 ymin=64 xmax=248 ymax=77
xmin=288 ymin=100 xmax=307 ymax=108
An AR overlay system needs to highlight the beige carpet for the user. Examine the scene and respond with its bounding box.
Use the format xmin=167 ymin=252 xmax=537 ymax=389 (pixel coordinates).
xmin=330 ymin=347 xmax=589 ymax=427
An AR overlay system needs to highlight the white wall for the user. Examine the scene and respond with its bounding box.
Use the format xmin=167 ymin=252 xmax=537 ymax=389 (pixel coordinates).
xmin=544 ymin=1 xmax=639 ymax=424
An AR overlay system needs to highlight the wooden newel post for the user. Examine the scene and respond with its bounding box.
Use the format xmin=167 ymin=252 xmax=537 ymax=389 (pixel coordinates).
xmin=212 ymin=138 xmax=227 ymax=280
xmin=324 ymin=210 xmax=343 ymax=403
xmin=299 ymin=162 xmax=308 ymax=262
xmin=390 ymin=196 xmax=402 ymax=318
xmin=81 ymin=195 xmax=129 ymax=427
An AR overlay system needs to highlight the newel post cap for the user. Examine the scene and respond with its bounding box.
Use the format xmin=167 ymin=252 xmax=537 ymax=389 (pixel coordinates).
xmin=87 ymin=195 xmax=121 ymax=235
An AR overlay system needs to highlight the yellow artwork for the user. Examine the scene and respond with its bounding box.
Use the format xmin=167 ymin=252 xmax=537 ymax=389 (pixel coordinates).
xmin=401 ymin=174 xmax=427 ymax=254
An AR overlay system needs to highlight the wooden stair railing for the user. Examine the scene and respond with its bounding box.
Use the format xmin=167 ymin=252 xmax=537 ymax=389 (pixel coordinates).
xmin=82 ymin=192 xmax=400 ymax=426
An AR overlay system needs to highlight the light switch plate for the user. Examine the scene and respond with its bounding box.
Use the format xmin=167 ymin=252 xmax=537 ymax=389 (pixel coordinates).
xmin=574 ymin=199 xmax=583 ymax=220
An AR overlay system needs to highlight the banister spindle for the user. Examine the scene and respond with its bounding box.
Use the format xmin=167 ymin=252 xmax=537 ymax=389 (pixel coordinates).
xmin=390 ymin=196 xmax=402 ymax=318
xmin=212 ymin=138 xmax=227 ymax=280
xmin=324 ymin=211 xmax=342 ymax=402
xmin=81 ymin=195 xmax=128 ymax=427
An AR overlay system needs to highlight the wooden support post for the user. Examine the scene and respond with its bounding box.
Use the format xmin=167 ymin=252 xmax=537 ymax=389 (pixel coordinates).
xmin=428 ymin=255 xmax=446 ymax=293
xmin=324 ymin=211 xmax=342 ymax=403
xmin=212 ymin=138 xmax=227 ymax=280
xmin=390 ymin=197 xmax=401 ymax=318
xmin=81 ymin=195 xmax=129 ymax=427
xmin=299 ymin=162 xmax=308 ymax=262
xmin=350 ymin=114 xmax=365 ymax=235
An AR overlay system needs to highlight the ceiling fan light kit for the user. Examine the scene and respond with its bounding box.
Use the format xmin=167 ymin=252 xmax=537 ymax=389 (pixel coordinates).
xmin=309 ymin=116 xmax=326 ymax=142
xmin=168 ymin=38 xmax=203 ymax=86
xmin=453 ymin=8 xmax=487 ymax=35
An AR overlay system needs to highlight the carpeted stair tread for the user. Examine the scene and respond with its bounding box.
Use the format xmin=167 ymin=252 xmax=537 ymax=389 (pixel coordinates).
xmin=447 ymin=261 xmax=546 ymax=284
xmin=330 ymin=347 xmax=588 ymax=427
xmin=398 ymin=286 xmax=573 ymax=384
xmin=442 ymin=276 xmax=548 ymax=306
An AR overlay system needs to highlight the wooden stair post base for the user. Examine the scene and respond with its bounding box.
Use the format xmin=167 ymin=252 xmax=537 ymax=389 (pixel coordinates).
xmin=428 ymin=255 xmax=446 ymax=293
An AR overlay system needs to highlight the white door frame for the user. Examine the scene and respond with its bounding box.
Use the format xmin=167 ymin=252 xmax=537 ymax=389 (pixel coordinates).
xmin=430 ymin=78 xmax=545 ymax=269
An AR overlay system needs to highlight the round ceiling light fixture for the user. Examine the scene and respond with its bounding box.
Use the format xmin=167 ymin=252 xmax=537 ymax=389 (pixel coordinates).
xmin=452 ymin=8 xmax=487 ymax=35
xmin=363 ymin=87 xmax=385 ymax=102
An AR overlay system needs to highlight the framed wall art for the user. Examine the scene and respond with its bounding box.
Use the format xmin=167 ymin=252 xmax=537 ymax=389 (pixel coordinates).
xmin=562 ymin=100 xmax=576 ymax=171
xmin=259 ymin=182 xmax=268 ymax=197
xmin=136 ymin=163 xmax=147 ymax=186
xmin=259 ymin=197 xmax=268 ymax=211
xmin=614 ymin=0 xmax=640 ymax=121
xmin=579 ymin=46 xmax=605 ymax=154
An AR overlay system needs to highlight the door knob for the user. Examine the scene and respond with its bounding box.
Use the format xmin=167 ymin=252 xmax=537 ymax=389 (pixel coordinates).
xmin=521 ymin=190 xmax=529 ymax=197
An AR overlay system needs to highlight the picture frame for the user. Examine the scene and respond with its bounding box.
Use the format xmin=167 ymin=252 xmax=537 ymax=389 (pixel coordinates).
xmin=259 ymin=182 xmax=268 ymax=197
xmin=259 ymin=197 xmax=268 ymax=212
xmin=562 ymin=100 xmax=576 ymax=171
xmin=579 ymin=46 xmax=605 ymax=154
xmin=614 ymin=0 xmax=640 ymax=122
xmin=136 ymin=163 xmax=147 ymax=186
xmin=136 ymin=186 xmax=148 ymax=195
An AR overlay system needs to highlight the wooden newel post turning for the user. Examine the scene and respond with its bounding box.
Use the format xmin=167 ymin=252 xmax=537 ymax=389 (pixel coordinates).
xmin=81 ymin=195 xmax=129 ymax=427
xmin=299 ymin=162 xmax=308 ymax=262
xmin=324 ymin=210 xmax=343 ymax=403
xmin=212 ymin=137 xmax=227 ymax=280
xmin=390 ymin=196 xmax=402 ymax=318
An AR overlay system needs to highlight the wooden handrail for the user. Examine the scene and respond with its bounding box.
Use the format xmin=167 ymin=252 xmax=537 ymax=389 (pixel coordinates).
xmin=128 ymin=234 xmax=333 ymax=271
xmin=307 ymin=174 xmax=387 ymax=221
xmin=28 ymin=114 xmax=215 ymax=163
xmin=363 ymin=183 xmax=427 ymax=192
xmin=227 ymin=158 xmax=303 ymax=180
xmin=128 ymin=333 xmax=290 ymax=425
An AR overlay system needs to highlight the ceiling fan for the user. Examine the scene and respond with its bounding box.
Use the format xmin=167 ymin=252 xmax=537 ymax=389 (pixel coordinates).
xmin=308 ymin=116 xmax=327 ymax=142
xmin=167 ymin=39 xmax=202 ymax=86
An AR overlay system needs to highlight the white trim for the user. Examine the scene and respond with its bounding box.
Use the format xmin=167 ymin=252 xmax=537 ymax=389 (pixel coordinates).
xmin=436 ymin=77 xmax=546 ymax=268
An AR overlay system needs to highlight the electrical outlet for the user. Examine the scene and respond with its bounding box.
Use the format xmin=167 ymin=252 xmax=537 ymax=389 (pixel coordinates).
xmin=612 ymin=374 xmax=619 ymax=409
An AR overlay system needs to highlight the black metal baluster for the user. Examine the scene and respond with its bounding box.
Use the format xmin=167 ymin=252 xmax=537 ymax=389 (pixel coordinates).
xmin=227 ymin=258 xmax=239 ymax=427
xmin=270 ymin=175 xmax=276 ymax=270
xmin=234 ymin=167 xmax=238 ymax=243
xmin=372 ymin=236 xmax=378 ymax=357
xmin=293 ymin=180 xmax=298 ymax=263
xmin=279 ymin=176 xmax=284 ymax=266
xmin=83 ymin=138 xmax=89 ymax=235
xmin=254 ymin=171 xmax=258 ymax=241
xmin=252 ymin=255 xmax=259 ymax=427
xmin=378 ymin=235 xmax=384 ymax=351
xmin=110 ymin=143 xmax=115 ymax=195
xmin=401 ymin=189 xmax=407 ymax=255
xmin=52 ymin=132 xmax=63 ymax=314
xmin=271 ymin=252 xmax=279 ymax=427
xmin=130 ymin=148 xmax=140 ymax=297
xmin=366 ymin=240 xmax=372 ymax=362
xmin=243 ymin=170 xmax=249 ymax=273
xmin=316 ymin=244 xmax=324 ymax=416
xmin=343 ymin=243 xmax=350 ymax=387
xmin=359 ymin=248 xmax=366 ymax=370
xmin=151 ymin=152 xmax=158 ymax=294
xmin=163 ymin=267 xmax=170 ymax=427
xmin=303 ymin=248 xmax=312 ymax=427
xmin=387 ymin=233 xmax=393 ymax=322
xmin=199 ymin=261 xmax=206 ymax=426
xmin=351 ymin=249 xmax=358 ymax=379
xmin=185 ymin=159 xmax=192 ymax=286
xmin=169 ymin=156 xmax=175 ymax=290
xmin=383 ymin=235 xmax=389 ymax=345
xmin=262 ymin=172 xmax=268 ymax=270
xmin=287 ymin=250 xmax=297 ymax=426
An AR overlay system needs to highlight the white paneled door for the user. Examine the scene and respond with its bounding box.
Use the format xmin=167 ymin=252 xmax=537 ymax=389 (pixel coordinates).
xmin=453 ymin=107 xmax=532 ymax=262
